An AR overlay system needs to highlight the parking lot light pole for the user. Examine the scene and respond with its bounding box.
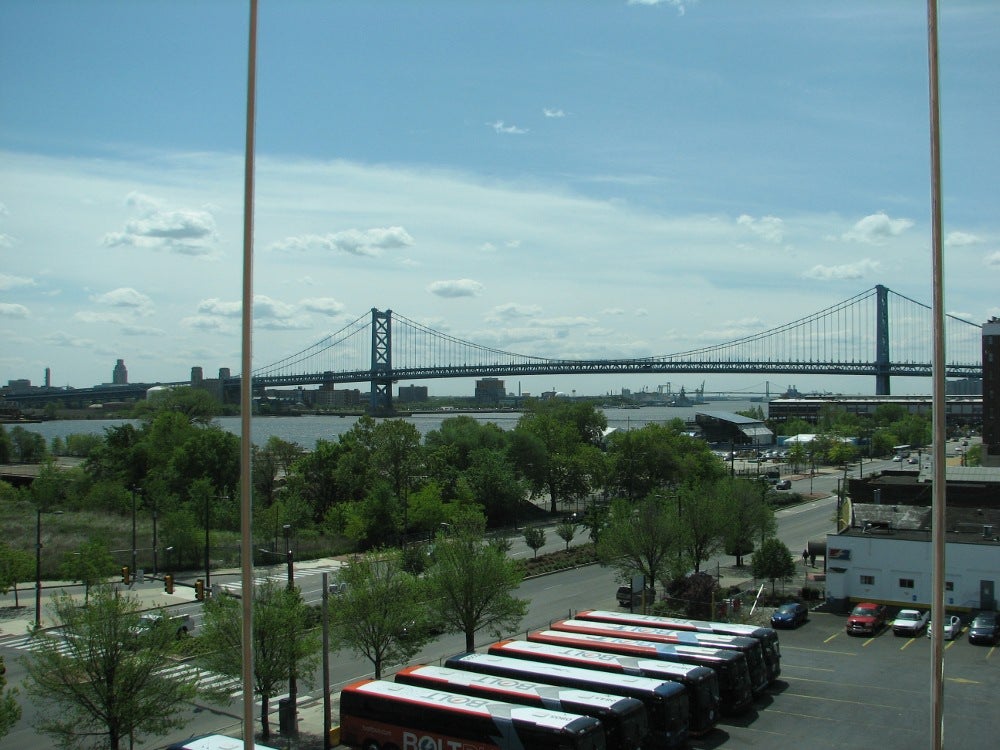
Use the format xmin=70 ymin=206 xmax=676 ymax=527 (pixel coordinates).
xmin=130 ymin=486 xmax=140 ymax=581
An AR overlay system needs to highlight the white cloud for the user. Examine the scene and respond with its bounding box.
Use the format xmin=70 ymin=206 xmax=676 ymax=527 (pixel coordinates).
xmin=102 ymin=193 xmax=217 ymax=256
xmin=602 ymin=307 xmax=625 ymax=316
xmin=486 ymin=303 xmax=543 ymax=322
xmin=628 ymin=0 xmax=690 ymax=15
xmin=985 ymin=251 xmax=1000 ymax=270
xmin=91 ymin=287 xmax=154 ymax=316
xmin=543 ymin=108 xmax=566 ymax=118
xmin=427 ymin=279 xmax=484 ymax=298
xmin=75 ymin=311 xmax=128 ymax=324
xmin=490 ymin=120 xmax=528 ymax=135
xmin=299 ymin=297 xmax=346 ymax=316
xmin=842 ymin=212 xmax=914 ymax=244
xmin=196 ymin=298 xmax=242 ymax=318
xmin=0 ymin=303 xmax=29 ymax=318
xmin=737 ymin=214 xmax=784 ymax=244
xmin=802 ymin=258 xmax=881 ymax=280
xmin=181 ymin=315 xmax=229 ymax=331
xmin=945 ymin=231 xmax=982 ymax=247
xmin=0 ymin=273 xmax=36 ymax=291
xmin=269 ymin=226 xmax=414 ymax=256
xmin=43 ymin=331 xmax=94 ymax=348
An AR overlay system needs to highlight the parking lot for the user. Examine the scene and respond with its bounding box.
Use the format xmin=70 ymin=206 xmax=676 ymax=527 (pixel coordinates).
xmin=692 ymin=610 xmax=1000 ymax=749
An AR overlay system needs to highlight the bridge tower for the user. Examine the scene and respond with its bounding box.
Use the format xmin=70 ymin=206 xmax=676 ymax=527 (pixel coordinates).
xmin=370 ymin=308 xmax=394 ymax=413
xmin=875 ymin=284 xmax=891 ymax=395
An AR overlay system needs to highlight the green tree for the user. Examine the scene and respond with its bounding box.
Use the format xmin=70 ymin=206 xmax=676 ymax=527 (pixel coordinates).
xmin=24 ymin=585 xmax=195 ymax=750
xmin=0 ymin=654 xmax=20 ymax=740
xmin=465 ymin=447 xmax=524 ymax=528
xmin=131 ymin=386 xmax=222 ymax=424
xmin=0 ymin=542 xmax=33 ymax=609
xmin=752 ymin=537 xmax=797 ymax=595
xmin=596 ymin=495 xmax=687 ymax=610
xmin=674 ymin=481 xmax=730 ymax=573
xmin=0 ymin=425 xmax=12 ymax=463
xmin=331 ymin=548 xmax=432 ymax=678
xmin=59 ymin=538 xmax=117 ymax=604
xmin=426 ymin=510 xmax=528 ymax=651
xmin=9 ymin=426 xmax=47 ymax=463
xmin=523 ymin=526 xmax=546 ymax=558
xmin=555 ymin=520 xmax=578 ymax=550
xmin=199 ymin=579 xmax=320 ymax=741
xmin=723 ymin=478 xmax=775 ymax=567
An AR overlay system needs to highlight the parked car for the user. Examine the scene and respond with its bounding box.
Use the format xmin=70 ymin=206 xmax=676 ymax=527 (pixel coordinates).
xmin=775 ymin=479 xmax=792 ymax=490
xmin=846 ymin=602 xmax=888 ymax=636
xmin=891 ymin=608 xmax=929 ymax=636
xmin=967 ymin=612 xmax=1000 ymax=645
xmin=771 ymin=602 xmax=808 ymax=628
xmin=617 ymin=585 xmax=655 ymax=607
xmin=926 ymin=614 xmax=962 ymax=640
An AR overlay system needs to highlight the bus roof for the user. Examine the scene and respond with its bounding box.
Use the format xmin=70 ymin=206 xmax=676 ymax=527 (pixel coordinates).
xmin=554 ymin=619 xmax=756 ymax=648
xmin=397 ymin=665 xmax=638 ymax=712
xmin=343 ymin=679 xmax=596 ymax=730
xmin=486 ymin=640 xmax=714 ymax=682
xmin=576 ymin=610 xmax=772 ymax=638
xmin=529 ymin=630 xmax=741 ymax=664
xmin=447 ymin=651 xmax=683 ymax=694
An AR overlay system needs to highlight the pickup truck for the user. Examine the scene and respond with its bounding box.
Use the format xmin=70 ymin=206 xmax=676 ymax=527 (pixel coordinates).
xmin=891 ymin=608 xmax=929 ymax=636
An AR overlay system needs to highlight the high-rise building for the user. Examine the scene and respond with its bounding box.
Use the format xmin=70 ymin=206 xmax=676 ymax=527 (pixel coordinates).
xmin=112 ymin=359 xmax=128 ymax=385
xmin=982 ymin=317 xmax=1000 ymax=467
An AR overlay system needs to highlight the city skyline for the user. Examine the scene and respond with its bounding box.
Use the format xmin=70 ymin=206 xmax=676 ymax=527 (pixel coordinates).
xmin=2 ymin=1 xmax=998 ymax=397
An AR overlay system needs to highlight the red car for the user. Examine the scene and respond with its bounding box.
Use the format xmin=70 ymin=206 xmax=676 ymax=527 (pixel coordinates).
xmin=846 ymin=602 xmax=888 ymax=636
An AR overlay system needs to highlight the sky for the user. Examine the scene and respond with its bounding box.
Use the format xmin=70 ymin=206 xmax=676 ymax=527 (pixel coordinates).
xmin=1 ymin=0 xmax=998 ymax=400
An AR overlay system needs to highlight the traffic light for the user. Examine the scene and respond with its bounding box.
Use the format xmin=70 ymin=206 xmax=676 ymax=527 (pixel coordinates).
xmin=164 ymin=574 xmax=174 ymax=595
xmin=195 ymin=579 xmax=204 ymax=601
xmin=121 ymin=566 xmax=130 ymax=585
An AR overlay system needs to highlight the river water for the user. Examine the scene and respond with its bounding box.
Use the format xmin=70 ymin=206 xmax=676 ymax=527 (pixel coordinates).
xmin=15 ymin=401 xmax=760 ymax=448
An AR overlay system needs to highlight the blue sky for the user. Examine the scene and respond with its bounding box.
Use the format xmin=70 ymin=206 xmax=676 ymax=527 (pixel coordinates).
xmin=1 ymin=0 xmax=997 ymax=398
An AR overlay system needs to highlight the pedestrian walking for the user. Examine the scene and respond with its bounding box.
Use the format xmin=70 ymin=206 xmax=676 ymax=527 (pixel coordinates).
xmin=802 ymin=547 xmax=809 ymax=565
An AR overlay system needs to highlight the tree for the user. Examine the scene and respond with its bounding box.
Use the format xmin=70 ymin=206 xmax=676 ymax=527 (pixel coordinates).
xmin=199 ymin=579 xmax=320 ymax=740
xmin=674 ymin=481 xmax=730 ymax=573
xmin=0 ymin=654 xmax=19 ymax=741
xmin=596 ymin=495 xmax=687 ymax=610
xmin=24 ymin=585 xmax=195 ymax=750
xmin=0 ymin=542 xmax=33 ymax=609
xmin=752 ymin=538 xmax=797 ymax=596
xmin=723 ymin=479 xmax=776 ymax=567
xmin=131 ymin=386 xmax=222 ymax=424
xmin=426 ymin=510 xmax=528 ymax=651
xmin=59 ymin=538 xmax=117 ymax=604
xmin=331 ymin=548 xmax=432 ymax=678
xmin=523 ymin=526 xmax=546 ymax=558
xmin=555 ymin=521 xmax=577 ymax=550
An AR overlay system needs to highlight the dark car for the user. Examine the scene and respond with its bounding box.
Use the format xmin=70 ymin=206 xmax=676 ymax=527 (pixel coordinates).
xmin=771 ymin=602 xmax=808 ymax=628
xmin=846 ymin=602 xmax=888 ymax=636
xmin=775 ymin=479 xmax=792 ymax=490
xmin=967 ymin=612 xmax=1000 ymax=645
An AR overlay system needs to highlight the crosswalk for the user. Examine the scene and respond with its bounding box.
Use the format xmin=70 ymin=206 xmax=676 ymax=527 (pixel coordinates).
xmin=2 ymin=634 xmax=242 ymax=701
xmin=217 ymin=563 xmax=344 ymax=597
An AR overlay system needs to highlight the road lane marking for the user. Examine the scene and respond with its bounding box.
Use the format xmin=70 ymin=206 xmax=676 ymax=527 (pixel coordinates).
xmin=945 ymin=676 xmax=981 ymax=685
xmin=783 ymin=645 xmax=856 ymax=656
xmin=900 ymin=637 xmax=918 ymax=650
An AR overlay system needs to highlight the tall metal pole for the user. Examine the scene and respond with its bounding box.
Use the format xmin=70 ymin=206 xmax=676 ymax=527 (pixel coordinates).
xmin=322 ymin=572 xmax=331 ymax=750
xmin=284 ymin=524 xmax=297 ymax=736
xmin=152 ymin=495 xmax=158 ymax=577
xmin=239 ymin=1 xmax=259 ymax=746
xmin=204 ymin=494 xmax=211 ymax=595
xmin=925 ymin=2 xmax=947 ymax=748
xmin=131 ymin=487 xmax=138 ymax=580
xmin=34 ymin=507 xmax=42 ymax=628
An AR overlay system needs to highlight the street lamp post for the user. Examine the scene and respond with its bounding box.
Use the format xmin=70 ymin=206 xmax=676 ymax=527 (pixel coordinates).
xmin=282 ymin=524 xmax=297 ymax=736
xmin=34 ymin=508 xmax=62 ymax=629
xmin=130 ymin=486 xmax=140 ymax=582
xmin=151 ymin=495 xmax=158 ymax=577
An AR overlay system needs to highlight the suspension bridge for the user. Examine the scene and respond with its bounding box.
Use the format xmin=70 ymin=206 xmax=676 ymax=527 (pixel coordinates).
xmin=251 ymin=285 xmax=982 ymax=411
xmin=1 ymin=285 xmax=982 ymax=411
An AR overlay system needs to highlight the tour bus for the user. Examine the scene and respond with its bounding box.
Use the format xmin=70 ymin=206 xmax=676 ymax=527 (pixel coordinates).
xmin=575 ymin=609 xmax=782 ymax=683
xmin=527 ymin=629 xmax=753 ymax=715
xmin=339 ymin=679 xmax=607 ymax=750
xmin=395 ymin=664 xmax=650 ymax=750
xmin=450 ymin=647 xmax=713 ymax=740
xmin=551 ymin=618 xmax=768 ymax=695
xmin=481 ymin=640 xmax=720 ymax=736
xmin=165 ymin=736 xmax=277 ymax=750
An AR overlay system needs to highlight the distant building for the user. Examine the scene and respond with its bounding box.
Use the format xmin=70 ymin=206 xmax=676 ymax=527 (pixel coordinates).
xmin=315 ymin=383 xmax=362 ymax=408
xmin=768 ymin=395 xmax=981 ymax=429
xmin=983 ymin=317 xmax=1000 ymax=467
xmin=112 ymin=359 xmax=128 ymax=385
xmin=398 ymin=384 xmax=428 ymax=403
xmin=475 ymin=378 xmax=506 ymax=404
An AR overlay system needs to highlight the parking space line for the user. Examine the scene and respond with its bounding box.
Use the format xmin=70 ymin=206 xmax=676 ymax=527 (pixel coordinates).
xmin=822 ymin=633 xmax=840 ymax=643
xmin=900 ymin=637 xmax=919 ymax=650
xmin=783 ymin=645 xmax=857 ymax=656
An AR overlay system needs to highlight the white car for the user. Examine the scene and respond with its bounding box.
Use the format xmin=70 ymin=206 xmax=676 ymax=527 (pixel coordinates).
xmin=926 ymin=614 xmax=962 ymax=640
xmin=892 ymin=609 xmax=929 ymax=636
